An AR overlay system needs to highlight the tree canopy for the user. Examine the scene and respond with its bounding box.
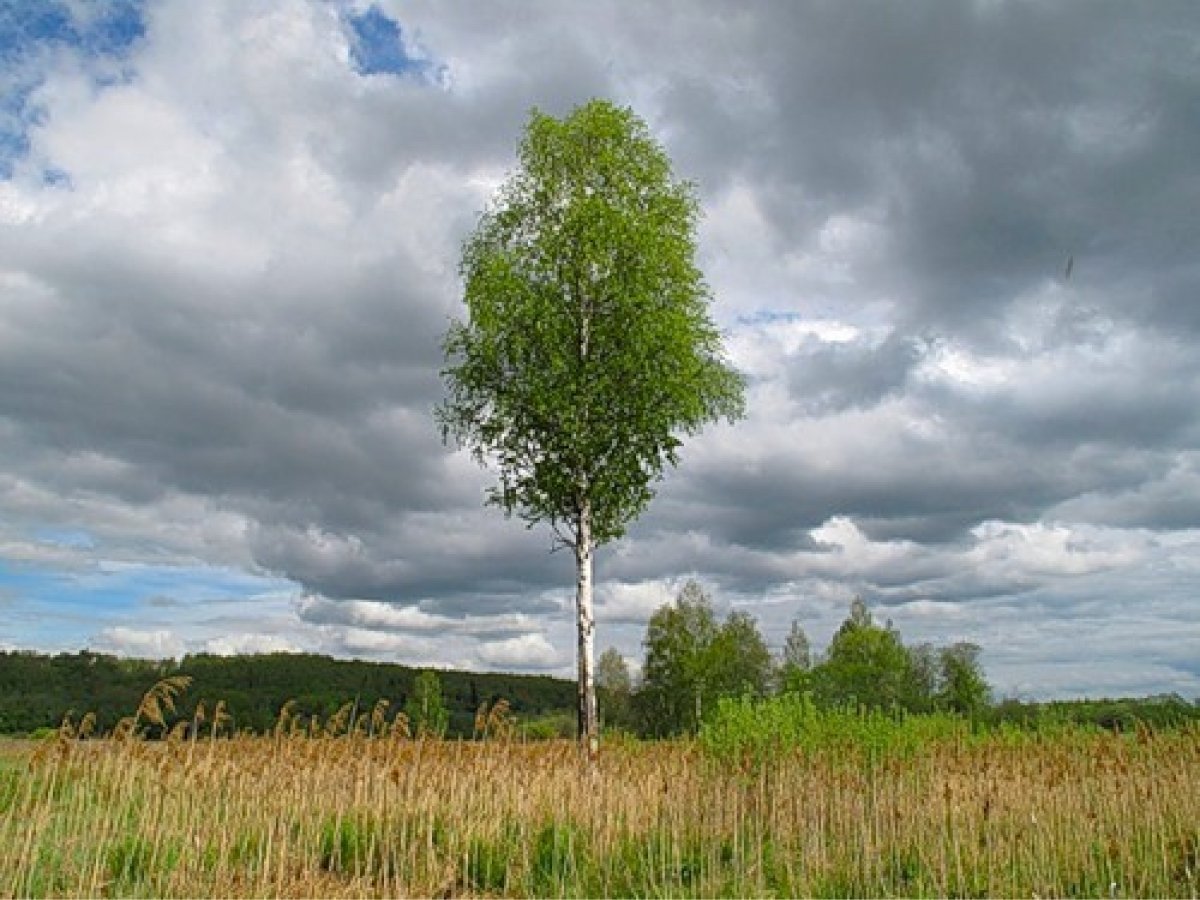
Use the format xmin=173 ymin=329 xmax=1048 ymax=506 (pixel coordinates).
xmin=439 ymin=100 xmax=743 ymax=545
xmin=638 ymin=581 xmax=772 ymax=736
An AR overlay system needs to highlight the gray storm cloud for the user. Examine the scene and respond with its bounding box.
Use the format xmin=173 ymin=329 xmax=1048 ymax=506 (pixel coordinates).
xmin=0 ymin=0 xmax=1196 ymax=697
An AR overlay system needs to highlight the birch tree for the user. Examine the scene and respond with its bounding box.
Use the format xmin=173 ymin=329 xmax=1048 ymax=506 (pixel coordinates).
xmin=438 ymin=100 xmax=743 ymax=757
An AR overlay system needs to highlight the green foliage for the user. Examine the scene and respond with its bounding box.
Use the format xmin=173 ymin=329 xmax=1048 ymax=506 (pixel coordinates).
xmin=105 ymin=834 xmax=179 ymax=890
xmin=106 ymin=835 xmax=154 ymax=886
xmin=786 ymin=598 xmax=996 ymax=719
xmin=938 ymin=642 xmax=990 ymax=715
xmin=701 ymin=688 xmax=1200 ymax=770
xmin=0 ymin=650 xmax=576 ymax=737
xmin=439 ymin=99 xmax=744 ymax=546
xmin=530 ymin=822 xmax=591 ymax=896
xmin=905 ymin=642 xmax=940 ymax=714
xmin=639 ymin=580 xmax=718 ymax=735
xmin=777 ymin=618 xmax=812 ymax=690
xmin=3 ymin=623 xmax=1196 ymax=746
xmin=596 ymin=647 xmax=634 ymax=732
xmin=18 ymin=839 xmax=94 ymax=899
xmin=463 ymin=836 xmax=511 ymax=893
xmin=809 ymin=602 xmax=915 ymax=711
xmin=228 ymin=830 xmax=265 ymax=869
xmin=604 ymin=830 xmax=710 ymax=896
xmin=318 ymin=814 xmax=385 ymax=876
xmin=519 ymin=711 xmax=576 ymax=740
xmin=404 ymin=669 xmax=449 ymax=738
xmin=700 ymin=692 xmax=972 ymax=764
xmin=0 ymin=767 xmax=20 ymax=814
xmin=985 ymin=693 xmax=1200 ymax=732
xmin=709 ymin=610 xmax=774 ymax=700
xmin=638 ymin=581 xmax=774 ymax=736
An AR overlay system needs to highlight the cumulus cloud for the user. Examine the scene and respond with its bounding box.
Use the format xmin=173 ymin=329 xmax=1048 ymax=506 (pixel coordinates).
xmin=203 ymin=634 xmax=300 ymax=656
xmin=297 ymin=594 xmax=542 ymax=638
xmin=476 ymin=634 xmax=562 ymax=670
xmin=92 ymin=626 xmax=185 ymax=660
xmin=0 ymin=1 xmax=1197 ymax=697
xmin=596 ymin=580 xmax=682 ymax=625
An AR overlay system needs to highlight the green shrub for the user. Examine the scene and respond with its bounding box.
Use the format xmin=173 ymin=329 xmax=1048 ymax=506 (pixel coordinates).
xmin=700 ymin=692 xmax=971 ymax=764
xmin=519 ymin=712 xmax=575 ymax=740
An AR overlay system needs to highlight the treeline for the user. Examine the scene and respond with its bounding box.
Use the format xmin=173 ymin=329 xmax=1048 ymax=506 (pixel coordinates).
xmin=3 ymin=587 xmax=1196 ymax=739
xmin=599 ymin=582 xmax=1200 ymax=737
xmin=0 ymin=650 xmax=573 ymax=737
xmin=599 ymin=584 xmax=991 ymax=737
xmin=987 ymin=695 xmax=1200 ymax=733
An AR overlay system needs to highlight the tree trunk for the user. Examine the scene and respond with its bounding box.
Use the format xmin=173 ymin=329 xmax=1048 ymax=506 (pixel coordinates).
xmin=575 ymin=501 xmax=599 ymax=761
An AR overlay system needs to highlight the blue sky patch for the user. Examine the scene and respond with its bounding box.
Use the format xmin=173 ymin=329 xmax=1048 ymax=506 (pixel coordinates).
xmin=343 ymin=5 xmax=441 ymax=81
xmin=0 ymin=80 xmax=36 ymax=178
xmin=34 ymin=527 xmax=96 ymax=550
xmin=735 ymin=310 xmax=809 ymax=326
xmin=0 ymin=558 xmax=297 ymax=651
xmin=0 ymin=0 xmax=145 ymax=59
xmin=0 ymin=0 xmax=146 ymax=178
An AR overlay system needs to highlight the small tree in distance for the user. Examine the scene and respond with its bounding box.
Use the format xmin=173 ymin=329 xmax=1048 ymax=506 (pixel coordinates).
xmin=779 ymin=618 xmax=813 ymax=692
xmin=811 ymin=599 xmax=915 ymax=711
xmin=938 ymin=642 xmax=990 ymax=715
xmin=596 ymin=647 xmax=633 ymax=732
xmin=640 ymin=581 xmax=720 ymax=735
xmin=638 ymin=581 xmax=772 ymax=736
xmin=439 ymin=100 xmax=744 ymax=757
xmin=404 ymin=670 xmax=448 ymax=738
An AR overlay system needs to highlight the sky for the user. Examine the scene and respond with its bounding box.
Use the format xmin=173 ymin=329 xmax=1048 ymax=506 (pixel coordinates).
xmin=0 ymin=0 xmax=1197 ymax=700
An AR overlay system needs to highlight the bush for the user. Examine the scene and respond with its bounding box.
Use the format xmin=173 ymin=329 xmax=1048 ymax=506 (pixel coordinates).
xmin=519 ymin=712 xmax=575 ymax=740
xmin=700 ymin=692 xmax=970 ymax=764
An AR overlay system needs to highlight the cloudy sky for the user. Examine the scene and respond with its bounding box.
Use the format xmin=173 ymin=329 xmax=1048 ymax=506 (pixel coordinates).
xmin=1 ymin=1 xmax=1197 ymax=700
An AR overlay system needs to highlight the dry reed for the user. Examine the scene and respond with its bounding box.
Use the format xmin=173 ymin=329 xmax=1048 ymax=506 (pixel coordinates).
xmin=1 ymin=722 xmax=1197 ymax=897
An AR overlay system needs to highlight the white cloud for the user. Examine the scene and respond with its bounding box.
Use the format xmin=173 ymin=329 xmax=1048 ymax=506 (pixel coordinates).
xmin=330 ymin=627 xmax=420 ymax=656
xmin=91 ymin=626 xmax=185 ymax=660
xmin=476 ymin=634 xmax=561 ymax=669
xmin=203 ymin=634 xmax=300 ymax=656
xmin=596 ymin=580 xmax=677 ymax=624
xmin=968 ymin=521 xmax=1144 ymax=578
xmin=297 ymin=595 xmax=542 ymax=636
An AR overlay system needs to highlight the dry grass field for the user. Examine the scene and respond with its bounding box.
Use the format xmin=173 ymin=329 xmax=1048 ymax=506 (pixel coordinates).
xmin=1 ymin=722 xmax=1198 ymax=898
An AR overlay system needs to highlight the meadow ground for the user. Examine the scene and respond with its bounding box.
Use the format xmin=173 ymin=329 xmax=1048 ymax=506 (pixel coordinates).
xmin=1 ymin=725 xmax=1197 ymax=898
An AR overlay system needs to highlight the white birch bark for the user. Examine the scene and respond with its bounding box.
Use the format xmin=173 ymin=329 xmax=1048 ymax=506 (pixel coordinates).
xmin=575 ymin=500 xmax=599 ymax=760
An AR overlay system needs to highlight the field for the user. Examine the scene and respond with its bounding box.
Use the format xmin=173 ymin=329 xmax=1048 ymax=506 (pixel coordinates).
xmin=2 ymin=725 xmax=1198 ymax=898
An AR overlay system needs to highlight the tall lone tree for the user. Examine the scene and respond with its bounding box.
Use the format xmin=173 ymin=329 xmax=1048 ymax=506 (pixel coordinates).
xmin=439 ymin=100 xmax=744 ymax=756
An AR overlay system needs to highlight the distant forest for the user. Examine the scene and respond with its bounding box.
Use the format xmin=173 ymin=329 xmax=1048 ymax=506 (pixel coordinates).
xmin=0 ymin=650 xmax=574 ymax=738
xmin=0 ymin=647 xmax=1196 ymax=739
